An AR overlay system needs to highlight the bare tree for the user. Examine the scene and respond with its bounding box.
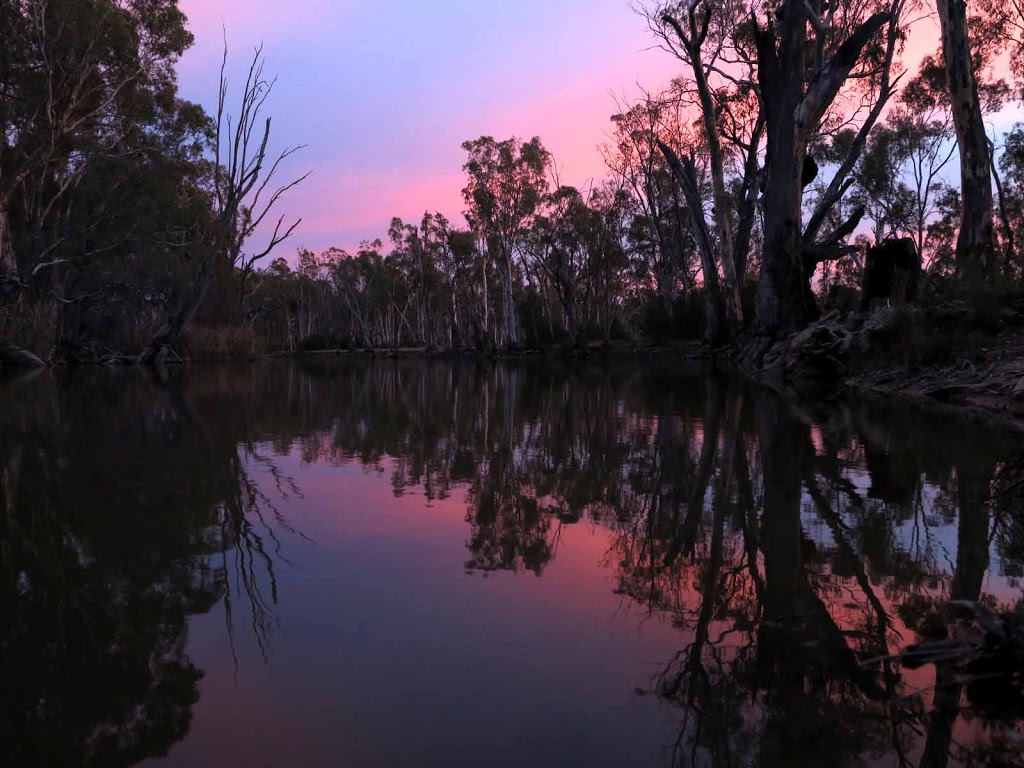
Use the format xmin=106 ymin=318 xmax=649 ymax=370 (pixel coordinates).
xmin=139 ymin=39 xmax=309 ymax=364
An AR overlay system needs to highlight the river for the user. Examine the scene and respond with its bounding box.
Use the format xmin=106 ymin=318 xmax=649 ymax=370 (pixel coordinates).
xmin=1 ymin=359 xmax=1022 ymax=767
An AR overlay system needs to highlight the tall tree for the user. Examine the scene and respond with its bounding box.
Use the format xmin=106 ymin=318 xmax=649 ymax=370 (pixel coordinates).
xmin=753 ymin=0 xmax=897 ymax=336
xmin=937 ymin=0 xmax=997 ymax=282
xmin=0 ymin=0 xmax=199 ymax=358
xmin=461 ymin=136 xmax=550 ymax=347
xmin=646 ymin=1 xmax=754 ymax=339
xmin=603 ymin=91 xmax=699 ymax=317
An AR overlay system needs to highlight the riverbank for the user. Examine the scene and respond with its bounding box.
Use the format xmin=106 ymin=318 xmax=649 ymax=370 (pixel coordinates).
xmin=752 ymin=290 xmax=1024 ymax=432
xmin=845 ymin=335 xmax=1024 ymax=430
xmin=5 ymin=297 xmax=1024 ymax=432
xmin=264 ymin=339 xmax=711 ymax=362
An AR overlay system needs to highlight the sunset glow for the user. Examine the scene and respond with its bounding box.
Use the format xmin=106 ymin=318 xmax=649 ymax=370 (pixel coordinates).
xmin=175 ymin=0 xmax=686 ymax=253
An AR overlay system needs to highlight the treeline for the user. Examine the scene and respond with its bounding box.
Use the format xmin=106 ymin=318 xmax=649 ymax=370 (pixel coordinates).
xmin=0 ymin=0 xmax=303 ymax=364
xmin=2 ymin=0 xmax=1024 ymax=361
xmin=255 ymin=0 xmax=1024 ymax=354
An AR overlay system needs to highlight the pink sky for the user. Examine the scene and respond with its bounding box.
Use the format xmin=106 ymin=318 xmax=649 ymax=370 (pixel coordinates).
xmin=173 ymin=2 xmax=1019 ymax=258
xmin=174 ymin=0 xmax=684 ymax=255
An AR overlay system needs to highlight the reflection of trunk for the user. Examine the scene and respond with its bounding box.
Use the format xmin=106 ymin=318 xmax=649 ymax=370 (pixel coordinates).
xmin=659 ymin=486 xmax=728 ymax=705
xmin=758 ymin=394 xmax=807 ymax=621
xmin=919 ymin=465 xmax=991 ymax=768
xmin=950 ymin=467 xmax=990 ymax=601
xmin=805 ymin=470 xmax=895 ymax=679
xmin=1 ymin=446 xmax=22 ymax=522
xmin=734 ymin=433 xmax=766 ymax=605
xmin=665 ymin=382 xmax=722 ymax=566
xmin=919 ymin=668 xmax=957 ymax=768
xmin=686 ymin=476 xmax=728 ymax=700
xmin=756 ymin=392 xmax=884 ymax=703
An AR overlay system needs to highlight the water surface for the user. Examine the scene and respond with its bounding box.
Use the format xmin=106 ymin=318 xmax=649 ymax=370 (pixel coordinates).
xmin=2 ymin=360 xmax=1023 ymax=767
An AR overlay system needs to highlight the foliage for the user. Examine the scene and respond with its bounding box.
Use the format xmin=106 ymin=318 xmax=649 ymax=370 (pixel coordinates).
xmin=3 ymin=0 xmax=1024 ymax=359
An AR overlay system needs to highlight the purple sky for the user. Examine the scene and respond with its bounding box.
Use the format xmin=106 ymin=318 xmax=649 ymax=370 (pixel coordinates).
xmin=175 ymin=0 xmax=681 ymax=255
xmin=174 ymin=2 xmax=1023 ymax=259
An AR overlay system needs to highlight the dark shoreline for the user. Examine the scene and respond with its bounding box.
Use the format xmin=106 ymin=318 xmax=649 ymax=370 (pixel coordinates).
xmin=4 ymin=337 xmax=1023 ymax=433
xmin=272 ymin=338 xmax=1024 ymax=434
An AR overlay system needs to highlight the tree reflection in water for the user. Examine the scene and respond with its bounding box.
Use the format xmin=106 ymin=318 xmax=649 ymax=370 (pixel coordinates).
xmin=284 ymin=359 xmax=1023 ymax=767
xmin=0 ymin=368 xmax=302 ymax=767
xmin=2 ymin=359 xmax=1022 ymax=767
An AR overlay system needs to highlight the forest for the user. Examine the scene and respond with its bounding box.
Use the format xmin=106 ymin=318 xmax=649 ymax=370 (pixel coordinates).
xmin=2 ymin=0 xmax=1024 ymax=364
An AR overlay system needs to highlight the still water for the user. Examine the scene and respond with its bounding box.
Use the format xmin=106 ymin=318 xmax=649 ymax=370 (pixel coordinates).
xmin=1 ymin=360 xmax=1023 ymax=767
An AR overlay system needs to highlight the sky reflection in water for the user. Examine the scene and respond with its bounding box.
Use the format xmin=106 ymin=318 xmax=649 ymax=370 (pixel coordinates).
xmin=1 ymin=360 xmax=1022 ymax=767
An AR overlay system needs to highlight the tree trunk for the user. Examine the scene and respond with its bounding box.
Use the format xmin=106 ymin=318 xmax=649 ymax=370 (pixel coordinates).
xmin=480 ymin=249 xmax=490 ymax=346
xmin=754 ymin=6 xmax=890 ymax=337
xmin=501 ymin=253 xmax=519 ymax=346
xmin=755 ymin=41 xmax=813 ymax=337
xmin=690 ymin=43 xmax=744 ymax=331
xmin=138 ymin=250 xmax=216 ymax=364
xmin=919 ymin=463 xmax=991 ymax=768
xmin=0 ymin=205 xmax=14 ymax=277
xmin=658 ymin=142 xmax=730 ymax=344
xmin=937 ymin=0 xmax=996 ymax=282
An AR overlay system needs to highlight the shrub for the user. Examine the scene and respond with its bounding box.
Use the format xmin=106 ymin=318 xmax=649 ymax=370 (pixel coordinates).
xmin=298 ymin=333 xmax=351 ymax=351
xmin=184 ymin=324 xmax=263 ymax=360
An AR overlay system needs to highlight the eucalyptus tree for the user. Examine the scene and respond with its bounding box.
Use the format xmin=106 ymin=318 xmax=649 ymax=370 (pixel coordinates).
xmin=0 ymin=0 xmax=202 ymax=358
xmin=978 ymin=0 xmax=1024 ymax=88
xmin=331 ymin=241 xmax=387 ymax=349
xmin=461 ymin=136 xmax=551 ymax=346
xmin=641 ymin=1 xmax=757 ymax=339
xmin=936 ymin=0 xmax=998 ymax=281
xmin=846 ymin=124 xmax=916 ymax=244
xmin=388 ymin=213 xmax=454 ymax=346
xmin=642 ymin=0 xmax=905 ymax=341
xmin=526 ymin=186 xmax=596 ymax=343
xmin=425 ymin=213 xmax=480 ymax=348
xmin=586 ymin=182 xmax=633 ymax=341
xmin=751 ymin=0 xmax=904 ymax=336
xmin=996 ymin=125 xmax=1024 ymax=276
xmin=887 ymin=65 xmax=959 ymax=259
xmin=603 ymin=89 xmax=699 ymax=317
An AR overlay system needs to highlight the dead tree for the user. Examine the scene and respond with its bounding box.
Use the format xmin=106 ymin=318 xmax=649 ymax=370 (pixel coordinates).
xmin=139 ymin=40 xmax=309 ymax=365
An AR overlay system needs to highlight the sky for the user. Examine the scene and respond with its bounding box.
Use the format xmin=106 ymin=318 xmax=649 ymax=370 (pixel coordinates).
xmin=173 ymin=2 xmax=1023 ymax=260
xmin=174 ymin=0 xmax=681 ymax=256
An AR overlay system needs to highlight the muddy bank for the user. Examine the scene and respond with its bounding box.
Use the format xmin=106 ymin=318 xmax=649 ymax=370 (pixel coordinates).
xmin=742 ymin=297 xmax=1024 ymax=432
xmin=846 ymin=347 xmax=1024 ymax=429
